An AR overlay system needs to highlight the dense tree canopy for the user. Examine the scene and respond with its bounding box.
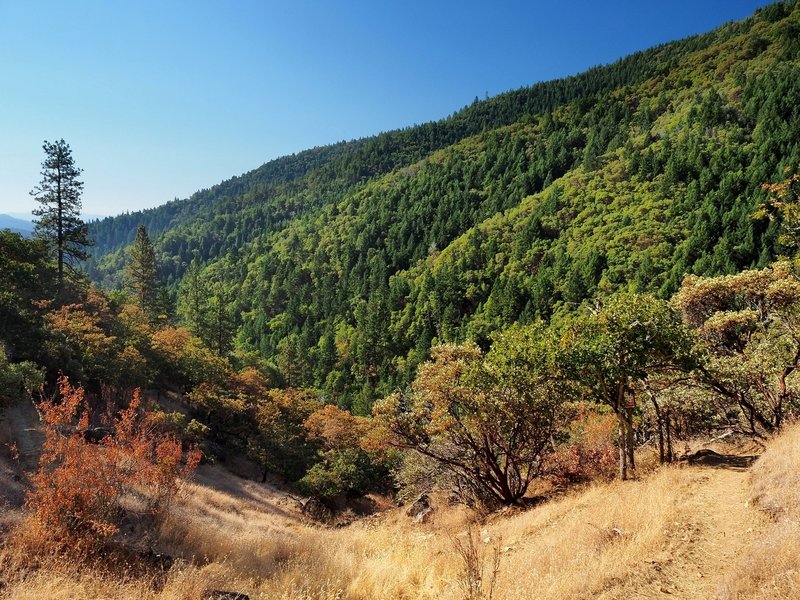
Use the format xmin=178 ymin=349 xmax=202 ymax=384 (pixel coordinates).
xmin=558 ymin=294 xmax=698 ymax=479
xmin=127 ymin=225 xmax=163 ymax=322
xmin=673 ymin=260 xmax=800 ymax=435
xmin=3 ymin=3 xmax=800 ymax=515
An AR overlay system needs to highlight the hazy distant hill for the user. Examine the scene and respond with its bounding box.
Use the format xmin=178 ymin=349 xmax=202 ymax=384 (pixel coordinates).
xmin=0 ymin=214 xmax=33 ymax=235
xmin=87 ymin=1 xmax=800 ymax=411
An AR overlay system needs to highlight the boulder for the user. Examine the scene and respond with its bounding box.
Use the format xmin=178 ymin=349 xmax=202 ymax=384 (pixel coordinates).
xmin=300 ymin=496 xmax=333 ymax=522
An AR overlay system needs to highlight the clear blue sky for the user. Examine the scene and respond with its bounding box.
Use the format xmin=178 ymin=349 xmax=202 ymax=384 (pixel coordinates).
xmin=0 ymin=0 xmax=773 ymax=218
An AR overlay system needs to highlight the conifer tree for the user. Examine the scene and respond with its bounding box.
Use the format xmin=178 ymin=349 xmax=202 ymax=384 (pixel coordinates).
xmin=178 ymin=255 xmax=210 ymax=340
xmin=31 ymin=139 xmax=91 ymax=290
xmin=208 ymin=282 xmax=235 ymax=356
xmin=128 ymin=225 xmax=162 ymax=321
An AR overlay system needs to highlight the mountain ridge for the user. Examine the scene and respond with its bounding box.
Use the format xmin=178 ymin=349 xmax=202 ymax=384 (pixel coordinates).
xmin=0 ymin=214 xmax=33 ymax=235
xmin=87 ymin=1 xmax=800 ymax=410
xmin=87 ymin=7 xmax=759 ymax=259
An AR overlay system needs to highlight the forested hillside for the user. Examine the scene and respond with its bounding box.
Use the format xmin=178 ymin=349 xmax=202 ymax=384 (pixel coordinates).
xmin=6 ymin=6 xmax=800 ymax=594
xmin=87 ymin=1 xmax=800 ymax=412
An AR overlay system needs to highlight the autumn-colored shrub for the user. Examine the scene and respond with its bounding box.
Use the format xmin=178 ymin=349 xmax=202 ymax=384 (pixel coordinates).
xmin=300 ymin=404 xmax=391 ymax=498
xmin=24 ymin=376 xmax=200 ymax=554
xmin=546 ymin=404 xmax=618 ymax=484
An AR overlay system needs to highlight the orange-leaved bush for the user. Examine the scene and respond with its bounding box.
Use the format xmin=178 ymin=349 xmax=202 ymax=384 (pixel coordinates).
xmin=25 ymin=376 xmax=201 ymax=553
xmin=546 ymin=404 xmax=618 ymax=484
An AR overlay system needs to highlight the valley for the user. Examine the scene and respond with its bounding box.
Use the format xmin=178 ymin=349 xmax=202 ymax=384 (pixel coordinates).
xmin=1 ymin=2 xmax=800 ymax=598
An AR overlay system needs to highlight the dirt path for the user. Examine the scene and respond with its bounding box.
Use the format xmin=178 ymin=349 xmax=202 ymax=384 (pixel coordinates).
xmin=601 ymin=456 xmax=768 ymax=599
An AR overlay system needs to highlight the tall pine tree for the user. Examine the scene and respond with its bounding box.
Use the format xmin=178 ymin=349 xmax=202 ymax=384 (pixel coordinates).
xmin=31 ymin=139 xmax=91 ymax=291
xmin=128 ymin=225 xmax=162 ymax=321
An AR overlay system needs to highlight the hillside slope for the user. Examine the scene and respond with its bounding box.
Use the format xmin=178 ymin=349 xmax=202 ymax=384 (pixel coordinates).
xmin=86 ymin=2 xmax=800 ymax=410
xmin=2 ymin=411 xmax=798 ymax=598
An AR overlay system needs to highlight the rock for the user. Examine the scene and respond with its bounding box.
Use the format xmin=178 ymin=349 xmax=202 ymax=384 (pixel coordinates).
xmin=206 ymin=592 xmax=250 ymax=600
xmin=412 ymin=506 xmax=433 ymax=524
xmin=405 ymin=493 xmax=430 ymax=518
xmin=406 ymin=494 xmax=434 ymax=524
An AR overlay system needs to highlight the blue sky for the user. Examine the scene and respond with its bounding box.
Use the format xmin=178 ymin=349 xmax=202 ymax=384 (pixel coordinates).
xmin=0 ymin=0 xmax=773 ymax=218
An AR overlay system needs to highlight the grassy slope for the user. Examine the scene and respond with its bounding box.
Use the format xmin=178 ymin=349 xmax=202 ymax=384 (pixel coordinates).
xmin=2 ymin=419 xmax=799 ymax=599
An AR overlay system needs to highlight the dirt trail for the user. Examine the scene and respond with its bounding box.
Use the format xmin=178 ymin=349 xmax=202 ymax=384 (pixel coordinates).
xmin=601 ymin=455 xmax=768 ymax=599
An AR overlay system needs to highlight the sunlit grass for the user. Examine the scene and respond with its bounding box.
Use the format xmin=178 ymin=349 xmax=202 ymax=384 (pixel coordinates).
xmin=2 ymin=426 xmax=799 ymax=599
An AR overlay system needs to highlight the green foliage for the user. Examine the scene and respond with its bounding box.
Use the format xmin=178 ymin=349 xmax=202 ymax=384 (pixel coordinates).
xmin=374 ymin=331 xmax=569 ymax=505
xmin=177 ymin=257 xmax=236 ymax=356
xmin=0 ymin=231 xmax=54 ymax=361
xmin=298 ymin=403 xmax=390 ymax=498
xmin=127 ymin=225 xmax=164 ymax=322
xmin=4 ymin=1 xmax=787 ymax=494
xmin=673 ymin=260 xmax=800 ymax=434
xmin=0 ymin=346 xmax=43 ymax=408
xmin=150 ymin=326 xmax=229 ymax=389
xmin=80 ymin=3 xmax=800 ymax=409
xmin=558 ymin=293 xmax=698 ymax=478
xmin=298 ymin=448 xmax=378 ymax=498
xmin=755 ymin=169 xmax=800 ymax=254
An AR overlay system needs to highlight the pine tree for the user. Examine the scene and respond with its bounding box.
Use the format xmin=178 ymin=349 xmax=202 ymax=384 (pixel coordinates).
xmin=31 ymin=139 xmax=91 ymax=290
xmin=177 ymin=255 xmax=210 ymax=339
xmin=128 ymin=225 xmax=161 ymax=321
xmin=208 ymin=282 xmax=235 ymax=356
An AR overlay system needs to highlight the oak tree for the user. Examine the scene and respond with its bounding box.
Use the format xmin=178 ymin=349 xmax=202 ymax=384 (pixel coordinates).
xmin=559 ymin=294 xmax=697 ymax=480
xmin=374 ymin=325 xmax=568 ymax=505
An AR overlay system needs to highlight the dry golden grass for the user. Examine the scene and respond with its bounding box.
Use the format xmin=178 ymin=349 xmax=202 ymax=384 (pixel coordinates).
xmin=2 ymin=427 xmax=800 ymax=600
xmin=719 ymin=421 xmax=800 ymax=600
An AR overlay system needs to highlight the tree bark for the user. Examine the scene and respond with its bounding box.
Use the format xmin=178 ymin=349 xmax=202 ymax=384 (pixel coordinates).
xmin=617 ymin=413 xmax=628 ymax=481
xmin=625 ymin=405 xmax=636 ymax=477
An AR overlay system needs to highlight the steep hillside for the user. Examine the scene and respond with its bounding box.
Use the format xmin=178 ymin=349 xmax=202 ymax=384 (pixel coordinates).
xmin=87 ymin=2 xmax=800 ymax=411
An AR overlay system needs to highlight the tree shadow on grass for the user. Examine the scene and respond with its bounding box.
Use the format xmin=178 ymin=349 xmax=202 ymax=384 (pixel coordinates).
xmin=682 ymin=449 xmax=758 ymax=471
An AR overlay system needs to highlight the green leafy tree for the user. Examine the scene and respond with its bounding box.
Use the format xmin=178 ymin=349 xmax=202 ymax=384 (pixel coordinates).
xmin=277 ymin=333 xmax=311 ymax=388
xmin=374 ymin=326 xmax=568 ymax=505
xmin=31 ymin=139 xmax=91 ymax=291
xmin=177 ymin=256 xmax=209 ymax=337
xmin=0 ymin=346 xmax=42 ymax=409
xmin=673 ymin=261 xmax=800 ymax=435
xmin=298 ymin=404 xmax=389 ymax=498
xmin=559 ymin=294 xmax=697 ymax=480
xmin=755 ymin=169 xmax=800 ymax=254
xmin=0 ymin=231 xmax=54 ymax=360
xmin=177 ymin=257 xmax=235 ymax=356
xmin=207 ymin=282 xmax=236 ymax=356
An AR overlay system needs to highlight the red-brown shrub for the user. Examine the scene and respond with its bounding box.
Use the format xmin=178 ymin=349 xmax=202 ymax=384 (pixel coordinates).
xmin=24 ymin=376 xmax=200 ymax=553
